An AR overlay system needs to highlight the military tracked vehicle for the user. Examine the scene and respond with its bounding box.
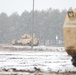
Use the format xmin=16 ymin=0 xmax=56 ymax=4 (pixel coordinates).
xmin=12 ymin=33 xmax=39 ymax=46
xmin=63 ymin=9 xmax=76 ymax=66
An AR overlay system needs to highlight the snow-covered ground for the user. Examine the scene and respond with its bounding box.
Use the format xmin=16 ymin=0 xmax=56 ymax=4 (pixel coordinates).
xmin=0 ymin=46 xmax=76 ymax=73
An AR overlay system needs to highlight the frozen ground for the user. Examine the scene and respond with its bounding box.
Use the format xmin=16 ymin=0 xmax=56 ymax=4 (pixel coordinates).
xmin=0 ymin=45 xmax=76 ymax=74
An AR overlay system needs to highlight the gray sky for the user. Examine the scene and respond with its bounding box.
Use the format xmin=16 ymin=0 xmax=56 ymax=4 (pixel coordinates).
xmin=0 ymin=0 xmax=76 ymax=15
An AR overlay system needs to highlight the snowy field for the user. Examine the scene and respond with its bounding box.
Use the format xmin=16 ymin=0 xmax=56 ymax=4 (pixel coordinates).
xmin=0 ymin=45 xmax=76 ymax=74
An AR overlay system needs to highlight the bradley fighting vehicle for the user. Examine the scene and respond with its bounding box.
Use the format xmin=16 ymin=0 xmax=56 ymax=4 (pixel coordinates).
xmin=63 ymin=9 xmax=76 ymax=66
xmin=12 ymin=33 xmax=39 ymax=46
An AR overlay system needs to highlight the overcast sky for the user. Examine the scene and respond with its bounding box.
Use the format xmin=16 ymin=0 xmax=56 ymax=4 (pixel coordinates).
xmin=0 ymin=0 xmax=76 ymax=15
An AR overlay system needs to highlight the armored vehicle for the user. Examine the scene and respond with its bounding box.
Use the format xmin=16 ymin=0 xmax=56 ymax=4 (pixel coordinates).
xmin=12 ymin=33 xmax=39 ymax=46
xmin=63 ymin=9 xmax=76 ymax=66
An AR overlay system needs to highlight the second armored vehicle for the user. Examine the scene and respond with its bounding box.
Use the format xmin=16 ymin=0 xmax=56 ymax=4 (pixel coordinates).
xmin=12 ymin=33 xmax=39 ymax=46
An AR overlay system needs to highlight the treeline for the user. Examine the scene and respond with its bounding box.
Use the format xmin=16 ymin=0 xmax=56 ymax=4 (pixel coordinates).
xmin=0 ymin=8 xmax=67 ymax=46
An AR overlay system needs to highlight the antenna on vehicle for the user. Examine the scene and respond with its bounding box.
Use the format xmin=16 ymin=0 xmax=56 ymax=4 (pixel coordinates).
xmin=31 ymin=0 xmax=34 ymax=49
